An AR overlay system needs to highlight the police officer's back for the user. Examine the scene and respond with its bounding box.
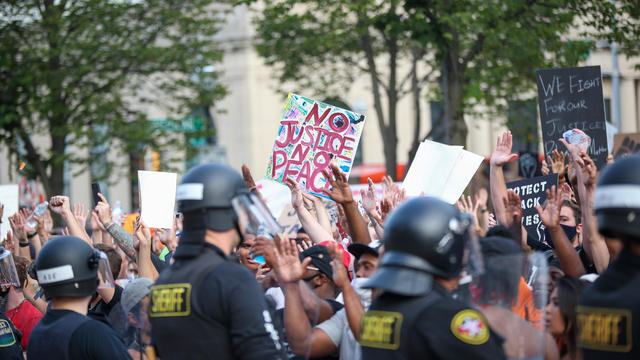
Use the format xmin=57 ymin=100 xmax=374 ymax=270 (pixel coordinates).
xmin=578 ymin=155 xmax=640 ymax=359
xmin=27 ymin=236 xmax=131 ymax=360
xmin=359 ymin=197 xmax=506 ymax=359
xmin=149 ymin=163 xmax=283 ymax=359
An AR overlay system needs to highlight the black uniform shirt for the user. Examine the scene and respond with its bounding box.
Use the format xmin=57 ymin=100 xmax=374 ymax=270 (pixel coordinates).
xmin=361 ymin=283 xmax=506 ymax=360
xmin=578 ymin=250 xmax=640 ymax=359
xmin=34 ymin=309 xmax=132 ymax=360
xmin=0 ymin=311 xmax=23 ymax=360
xmin=151 ymin=243 xmax=282 ymax=360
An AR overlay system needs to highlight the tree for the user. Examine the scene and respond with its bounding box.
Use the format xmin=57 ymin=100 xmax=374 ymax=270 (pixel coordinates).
xmin=251 ymin=0 xmax=434 ymax=180
xmin=0 ymin=0 xmax=227 ymax=198
xmin=405 ymin=0 xmax=593 ymax=147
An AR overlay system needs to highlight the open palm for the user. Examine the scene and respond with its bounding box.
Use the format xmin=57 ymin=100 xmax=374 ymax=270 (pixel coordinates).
xmin=490 ymin=131 xmax=519 ymax=167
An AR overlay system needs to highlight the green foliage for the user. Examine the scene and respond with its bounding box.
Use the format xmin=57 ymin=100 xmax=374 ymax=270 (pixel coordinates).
xmin=0 ymin=0 xmax=227 ymax=195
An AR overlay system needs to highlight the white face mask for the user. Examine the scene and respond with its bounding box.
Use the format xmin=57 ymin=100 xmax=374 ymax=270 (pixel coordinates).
xmin=127 ymin=272 xmax=137 ymax=281
xmin=351 ymin=277 xmax=372 ymax=307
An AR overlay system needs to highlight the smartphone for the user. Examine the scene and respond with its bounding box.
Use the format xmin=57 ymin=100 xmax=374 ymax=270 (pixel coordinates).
xmin=91 ymin=182 xmax=101 ymax=206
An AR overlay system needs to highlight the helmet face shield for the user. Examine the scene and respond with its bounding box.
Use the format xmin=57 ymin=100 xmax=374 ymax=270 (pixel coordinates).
xmin=95 ymin=250 xmax=115 ymax=289
xmin=231 ymin=192 xmax=281 ymax=239
xmin=0 ymin=247 xmax=20 ymax=288
xmin=455 ymin=213 xmax=484 ymax=279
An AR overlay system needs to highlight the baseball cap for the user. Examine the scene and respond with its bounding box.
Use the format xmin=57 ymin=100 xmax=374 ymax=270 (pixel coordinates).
xmin=300 ymin=245 xmax=333 ymax=280
xmin=122 ymin=277 xmax=153 ymax=313
xmin=348 ymin=240 xmax=381 ymax=259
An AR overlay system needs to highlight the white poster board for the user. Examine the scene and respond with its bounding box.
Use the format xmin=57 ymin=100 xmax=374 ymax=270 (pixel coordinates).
xmin=0 ymin=185 xmax=19 ymax=241
xmin=402 ymin=141 xmax=484 ymax=204
xmin=138 ymin=171 xmax=177 ymax=229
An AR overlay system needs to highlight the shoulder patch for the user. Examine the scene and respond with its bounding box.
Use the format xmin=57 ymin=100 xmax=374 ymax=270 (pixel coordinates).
xmin=0 ymin=319 xmax=17 ymax=347
xmin=359 ymin=310 xmax=403 ymax=350
xmin=450 ymin=309 xmax=489 ymax=345
xmin=149 ymin=283 xmax=192 ymax=317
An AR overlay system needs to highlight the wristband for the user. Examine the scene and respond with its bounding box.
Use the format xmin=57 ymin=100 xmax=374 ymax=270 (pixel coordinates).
xmin=19 ymin=241 xmax=30 ymax=247
xmin=27 ymin=232 xmax=37 ymax=239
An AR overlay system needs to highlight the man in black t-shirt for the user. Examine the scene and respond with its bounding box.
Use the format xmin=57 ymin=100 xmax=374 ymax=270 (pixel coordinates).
xmin=27 ymin=236 xmax=131 ymax=360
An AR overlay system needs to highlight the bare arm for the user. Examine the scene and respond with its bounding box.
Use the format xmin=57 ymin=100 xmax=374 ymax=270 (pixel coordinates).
xmin=286 ymin=179 xmax=333 ymax=243
xmin=323 ymin=164 xmax=371 ymax=245
xmin=328 ymin=242 xmax=365 ymax=340
xmin=135 ymin=219 xmax=159 ymax=280
xmin=304 ymin=193 xmax=333 ymax=235
xmin=489 ymin=131 xmax=520 ymax=226
xmin=95 ymin=193 xmax=137 ymax=261
xmin=50 ymin=196 xmax=92 ymax=245
xmin=536 ymin=186 xmax=585 ymax=277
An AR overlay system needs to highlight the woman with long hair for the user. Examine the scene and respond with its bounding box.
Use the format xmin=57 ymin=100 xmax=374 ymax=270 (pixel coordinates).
xmin=545 ymin=276 xmax=589 ymax=360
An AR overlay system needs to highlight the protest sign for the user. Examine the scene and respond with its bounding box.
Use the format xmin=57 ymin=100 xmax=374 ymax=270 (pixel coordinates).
xmin=0 ymin=185 xmax=19 ymax=240
xmin=138 ymin=170 xmax=177 ymax=229
xmin=277 ymin=204 xmax=302 ymax=237
xmin=266 ymin=94 xmax=366 ymax=197
xmin=402 ymin=140 xmax=484 ymax=204
xmin=536 ymin=66 xmax=608 ymax=168
xmin=613 ymin=133 xmax=640 ymax=159
xmin=518 ymin=152 xmax=541 ymax=179
xmin=507 ymin=174 xmax=558 ymax=242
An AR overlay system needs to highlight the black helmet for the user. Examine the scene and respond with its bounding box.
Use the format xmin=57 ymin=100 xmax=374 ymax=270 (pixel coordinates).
xmin=34 ymin=236 xmax=100 ymax=299
xmin=174 ymin=163 xmax=248 ymax=257
xmin=594 ymin=155 xmax=640 ymax=240
xmin=363 ymin=197 xmax=471 ymax=296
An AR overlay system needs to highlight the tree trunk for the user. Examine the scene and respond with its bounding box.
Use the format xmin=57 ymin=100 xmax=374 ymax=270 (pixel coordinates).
xmin=408 ymin=46 xmax=422 ymax=166
xmin=442 ymin=47 xmax=467 ymax=147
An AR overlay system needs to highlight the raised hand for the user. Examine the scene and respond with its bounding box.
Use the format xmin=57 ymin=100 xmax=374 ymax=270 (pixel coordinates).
xmin=134 ymin=217 xmax=152 ymax=249
xmin=535 ymin=185 xmax=561 ymax=229
xmin=241 ymin=164 xmax=257 ymax=191
xmin=490 ymin=131 xmax=519 ymax=167
xmin=73 ymin=203 xmax=89 ymax=228
xmin=322 ymin=164 xmax=354 ymax=204
xmin=548 ymin=150 xmax=567 ymax=178
xmin=250 ymin=235 xmax=277 ymax=267
xmin=20 ymin=208 xmax=37 ymax=232
xmin=8 ymin=212 xmax=27 ymax=241
xmin=559 ymin=129 xmax=586 ymax=167
xmin=541 ymin=159 xmax=550 ymax=176
xmin=4 ymin=232 xmax=15 ymax=253
xmin=577 ymin=151 xmax=597 ymax=189
xmin=49 ymin=196 xmax=72 ymax=216
xmin=502 ymin=190 xmax=522 ymax=229
xmin=272 ymin=235 xmax=311 ymax=284
xmin=360 ymin=178 xmax=379 ymax=216
xmin=456 ymin=195 xmax=481 ymax=233
xmin=43 ymin=210 xmax=53 ymax=233
xmin=487 ymin=213 xmax=497 ymax=228
xmin=327 ymin=241 xmax=349 ymax=290
xmin=94 ymin=193 xmax=112 ymax=224
xmin=285 ymin=178 xmax=304 ymax=209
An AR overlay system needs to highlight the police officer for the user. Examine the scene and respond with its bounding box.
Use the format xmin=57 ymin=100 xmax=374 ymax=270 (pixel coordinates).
xmin=27 ymin=236 xmax=131 ymax=360
xmin=359 ymin=197 xmax=506 ymax=359
xmin=149 ymin=163 xmax=283 ymax=359
xmin=578 ymin=155 xmax=640 ymax=359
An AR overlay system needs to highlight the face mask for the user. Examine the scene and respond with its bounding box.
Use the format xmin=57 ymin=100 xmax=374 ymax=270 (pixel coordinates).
xmin=543 ymin=224 xmax=578 ymax=249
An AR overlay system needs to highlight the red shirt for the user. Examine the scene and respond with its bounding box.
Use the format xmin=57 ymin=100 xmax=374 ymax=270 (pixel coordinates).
xmin=6 ymin=300 xmax=43 ymax=349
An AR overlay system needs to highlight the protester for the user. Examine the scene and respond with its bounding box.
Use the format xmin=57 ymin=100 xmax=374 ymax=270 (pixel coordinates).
xmin=121 ymin=277 xmax=153 ymax=360
xmin=546 ymin=276 xmax=589 ymax=360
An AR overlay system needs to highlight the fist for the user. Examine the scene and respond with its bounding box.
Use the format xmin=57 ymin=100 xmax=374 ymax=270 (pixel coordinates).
xmin=49 ymin=196 xmax=71 ymax=215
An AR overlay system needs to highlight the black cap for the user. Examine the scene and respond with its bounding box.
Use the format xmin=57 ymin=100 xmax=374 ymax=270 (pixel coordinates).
xmin=347 ymin=242 xmax=380 ymax=259
xmin=300 ymin=245 xmax=333 ymax=279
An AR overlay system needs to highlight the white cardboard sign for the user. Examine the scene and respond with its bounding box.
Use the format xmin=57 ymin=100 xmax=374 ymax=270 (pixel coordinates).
xmin=138 ymin=171 xmax=177 ymax=229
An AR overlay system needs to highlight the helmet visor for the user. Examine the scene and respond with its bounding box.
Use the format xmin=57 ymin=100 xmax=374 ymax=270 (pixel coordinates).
xmin=0 ymin=248 xmax=20 ymax=288
xmin=231 ymin=192 xmax=281 ymax=239
xmin=95 ymin=250 xmax=116 ymax=289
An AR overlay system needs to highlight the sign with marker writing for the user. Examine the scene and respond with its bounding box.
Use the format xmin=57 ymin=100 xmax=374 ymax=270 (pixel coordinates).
xmin=613 ymin=133 xmax=640 ymax=159
xmin=266 ymin=94 xmax=366 ymax=197
xmin=536 ymin=66 xmax=608 ymax=169
xmin=507 ymin=174 xmax=558 ymax=242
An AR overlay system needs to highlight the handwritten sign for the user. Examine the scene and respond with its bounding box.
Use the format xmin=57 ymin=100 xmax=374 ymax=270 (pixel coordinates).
xmin=507 ymin=174 xmax=558 ymax=242
xmin=613 ymin=133 xmax=640 ymax=159
xmin=266 ymin=94 xmax=365 ymax=197
xmin=0 ymin=185 xmax=19 ymax=240
xmin=536 ymin=66 xmax=608 ymax=168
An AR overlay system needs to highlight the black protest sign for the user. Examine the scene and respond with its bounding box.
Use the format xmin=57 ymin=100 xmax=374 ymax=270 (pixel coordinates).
xmin=536 ymin=66 xmax=608 ymax=169
xmin=518 ymin=152 xmax=541 ymax=179
xmin=507 ymin=174 xmax=558 ymax=242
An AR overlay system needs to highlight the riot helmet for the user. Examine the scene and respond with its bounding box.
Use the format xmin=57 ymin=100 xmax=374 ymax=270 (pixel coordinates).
xmin=594 ymin=155 xmax=640 ymax=240
xmin=34 ymin=236 xmax=106 ymax=299
xmin=363 ymin=197 xmax=477 ymax=296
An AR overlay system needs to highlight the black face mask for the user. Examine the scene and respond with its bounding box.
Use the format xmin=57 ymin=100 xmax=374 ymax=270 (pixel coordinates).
xmin=544 ymin=224 xmax=578 ymax=249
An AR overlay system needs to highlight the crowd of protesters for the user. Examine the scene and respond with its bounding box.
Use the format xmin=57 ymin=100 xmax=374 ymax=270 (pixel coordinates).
xmin=0 ymin=128 xmax=638 ymax=359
